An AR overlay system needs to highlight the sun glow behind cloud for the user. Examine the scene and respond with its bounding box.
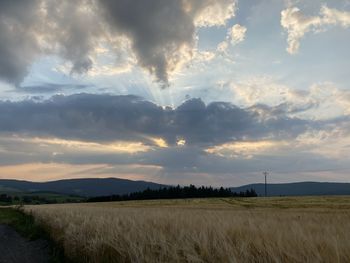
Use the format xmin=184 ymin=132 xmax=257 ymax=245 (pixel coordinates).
xmin=150 ymin=138 xmax=169 ymax=148
xmin=29 ymin=137 xmax=151 ymax=154
xmin=0 ymin=135 xmax=152 ymax=157
xmin=176 ymin=139 xmax=186 ymax=146
xmin=0 ymin=163 xmax=163 ymax=182
xmin=205 ymin=140 xmax=287 ymax=159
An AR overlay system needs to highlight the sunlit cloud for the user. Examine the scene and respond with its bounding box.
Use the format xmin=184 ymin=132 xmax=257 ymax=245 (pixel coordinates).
xmin=281 ymin=5 xmax=350 ymax=54
xmin=296 ymin=129 xmax=350 ymax=159
xmin=6 ymin=136 xmax=152 ymax=155
xmin=150 ymin=137 xmax=169 ymax=148
xmin=228 ymin=24 xmax=247 ymax=45
xmin=87 ymin=64 xmax=133 ymax=77
xmin=176 ymin=139 xmax=186 ymax=146
xmin=205 ymin=140 xmax=287 ymax=159
xmin=216 ymin=24 xmax=247 ymax=54
xmin=229 ymin=76 xmax=350 ymax=120
xmin=191 ymin=0 xmax=237 ymax=27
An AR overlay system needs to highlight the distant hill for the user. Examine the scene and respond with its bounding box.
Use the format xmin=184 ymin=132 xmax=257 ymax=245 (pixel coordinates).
xmin=0 ymin=178 xmax=166 ymax=197
xmin=231 ymin=182 xmax=350 ymax=196
xmin=1 ymin=179 xmax=349 ymax=198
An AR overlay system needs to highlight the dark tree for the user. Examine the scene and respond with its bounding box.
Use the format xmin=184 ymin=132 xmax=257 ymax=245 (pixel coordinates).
xmin=87 ymin=185 xmax=257 ymax=202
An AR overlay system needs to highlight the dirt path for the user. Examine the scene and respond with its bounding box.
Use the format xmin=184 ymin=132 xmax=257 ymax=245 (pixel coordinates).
xmin=0 ymin=224 xmax=50 ymax=263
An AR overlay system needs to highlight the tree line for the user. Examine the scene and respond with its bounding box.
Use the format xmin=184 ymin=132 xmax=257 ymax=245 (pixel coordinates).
xmin=0 ymin=193 xmax=81 ymax=205
xmin=87 ymin=185 xmax=257 ymax=202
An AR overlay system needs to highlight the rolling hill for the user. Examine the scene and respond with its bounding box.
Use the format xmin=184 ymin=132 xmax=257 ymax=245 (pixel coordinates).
xmin=0 ymin=178 xmax=166 ymax=197
xmin=1 ymin=178 xmax=349 ymax=197
xmin=231 ymin=182 xmax=350 ymax=196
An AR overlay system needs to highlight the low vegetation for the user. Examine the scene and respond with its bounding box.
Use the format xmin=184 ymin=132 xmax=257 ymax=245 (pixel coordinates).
xmin=0 ymin=207 xmax=66 ymax=262
xmin=0 ymin=207 xmax=46 ymax=239
xmin=0 ymin=192 xmax=84 ymax=205
xmin=25 ymin=196 xmax=350 ymax=263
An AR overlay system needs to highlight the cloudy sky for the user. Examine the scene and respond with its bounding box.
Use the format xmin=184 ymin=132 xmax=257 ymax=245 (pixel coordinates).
xmin=0 ymin=0 xmax=350 ymax=186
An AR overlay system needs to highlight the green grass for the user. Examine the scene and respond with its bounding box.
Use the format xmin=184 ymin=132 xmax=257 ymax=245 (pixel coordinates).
xmin=0 ymin=207 xmax=46 ymax=239
xmin=0 ymin=186 xmax=21 ymax=192
xmin=0 ymin=191 xmax=85 ymax=206
xmin=0 ymin=207 xmax=68 ymax=262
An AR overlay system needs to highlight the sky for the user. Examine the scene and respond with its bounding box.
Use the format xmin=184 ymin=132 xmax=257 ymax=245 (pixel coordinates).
xmin=0 ymin=0 xmax=350 ymax=186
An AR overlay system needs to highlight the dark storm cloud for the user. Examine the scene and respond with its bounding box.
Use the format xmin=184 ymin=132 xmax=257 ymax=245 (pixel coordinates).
xmin=140 ymin=146 xmax=348 ymax=175
xmin=0 ymin=94 xmax=348 ymax=179
xmin=96 ymin=0 xmax=236 ymax=85
xmin=0 ymin=93 xmax=314 ymax=145
xmin=0 ymin=0 xmax=236 ymax=86
xmin=0 ymin=0 xmax=98 ymax=84
xmin=0 ymin=0 xmax=41 ymax=85
xmin=98 ymin=0 xmax=195 ymax=86
xmin=42 ymin=0 xmax=102 ymax=75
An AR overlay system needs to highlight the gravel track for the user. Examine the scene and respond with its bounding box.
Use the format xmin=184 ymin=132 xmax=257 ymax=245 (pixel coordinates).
xmin=0 ymin=224 xmax=50 ymax=263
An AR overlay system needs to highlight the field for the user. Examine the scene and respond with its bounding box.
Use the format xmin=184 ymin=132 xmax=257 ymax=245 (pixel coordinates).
xmin=25 ymin=196 xmax=350 ymax=263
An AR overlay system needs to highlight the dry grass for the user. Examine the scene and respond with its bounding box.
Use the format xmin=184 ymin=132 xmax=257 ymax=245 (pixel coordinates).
xmin=25 ymin=197 xmax=350 ymax=263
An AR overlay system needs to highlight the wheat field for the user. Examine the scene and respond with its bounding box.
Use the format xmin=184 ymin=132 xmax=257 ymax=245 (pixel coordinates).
xmin=25 ymin=197 xmax=350 ymax=263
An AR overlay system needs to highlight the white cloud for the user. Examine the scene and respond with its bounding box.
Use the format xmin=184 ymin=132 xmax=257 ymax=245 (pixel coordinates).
xmin=189 ymin=0 xmax=237 ymax=27
xmin=217 ymin=41 xmax=229 ymax=53
xmin=230 ymin=76 xmax=350 ymax=120
xmin=281 ymin=7 xmax=322 ymax=54
xmin=193 ymin=50 xmax=216 ymax=62
xmin=229 ymin=24 xmax=247 ymax=45
xmin=217 ymin=24 xmax=247 ymax=53
xmin=321 ymin=6 xmax=350 ymax=27
xmin=281 ymin=5 xmax=350 ymax=54
xmin=205 ymin=140 xmax=286 ymax=159
xmin=295 ymin=124 xmax=350 ymax=160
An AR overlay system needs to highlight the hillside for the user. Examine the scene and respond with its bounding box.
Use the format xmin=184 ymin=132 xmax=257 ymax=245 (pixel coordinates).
xmin=0 ymin=178 xmax=166 ymax=197
xmin=1 ymin=179 xmax=349 ymax=198
xmin=231 ymin=182 xmax=350 ymax=196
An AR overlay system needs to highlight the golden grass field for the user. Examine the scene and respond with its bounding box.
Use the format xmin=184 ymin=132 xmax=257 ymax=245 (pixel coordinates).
xmin=25 ymin=196 xmax=350 ymax=263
